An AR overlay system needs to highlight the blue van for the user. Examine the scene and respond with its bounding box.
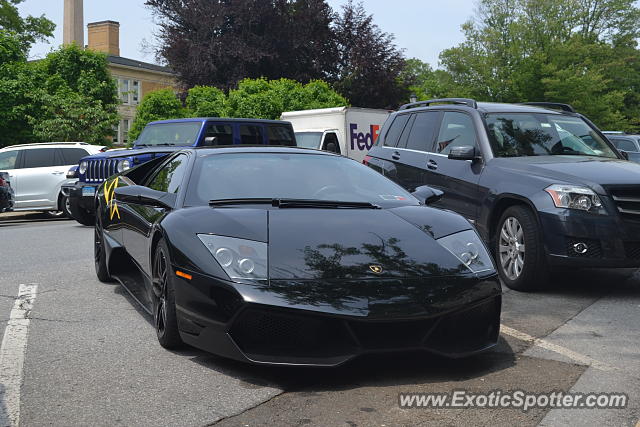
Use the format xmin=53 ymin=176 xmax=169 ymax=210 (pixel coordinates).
xmin=65 ymin=118 xmax=297 ymax=225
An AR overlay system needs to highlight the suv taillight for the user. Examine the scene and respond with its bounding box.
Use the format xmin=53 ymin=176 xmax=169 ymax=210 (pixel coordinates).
xmin=362 ymin=155 xmax=372 ymax=166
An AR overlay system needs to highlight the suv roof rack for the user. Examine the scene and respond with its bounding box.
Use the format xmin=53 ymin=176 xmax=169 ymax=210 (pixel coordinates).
xmin=398 ymin=98 xmax=478 ymax=111
xmin=519 ymin=102 xmax=576 ymax=113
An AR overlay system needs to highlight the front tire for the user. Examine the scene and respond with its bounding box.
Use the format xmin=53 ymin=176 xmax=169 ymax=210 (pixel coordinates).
xmin=152 ymin=240 xmax=183 ymax=349
xmin=94 ymin=215 xmax=113 ymax=282
xmin=495 ymin=206 xmax=548 ymax=292
xmin=70 ymin=199 xmax=95 ymax=226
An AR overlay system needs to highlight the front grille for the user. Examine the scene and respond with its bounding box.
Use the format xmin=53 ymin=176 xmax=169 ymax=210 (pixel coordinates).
xmin=624 ymin=242 xmax=640 ymax=260
xmin=85 ymin=159 xmax=119 ymax=183
xmin=565 ymin=237 xmax=602 ymax=258
xmin=348 ymin=318 xmax=436 ymax=349
xmin=608 ymin=186 xmax=640 ymax=221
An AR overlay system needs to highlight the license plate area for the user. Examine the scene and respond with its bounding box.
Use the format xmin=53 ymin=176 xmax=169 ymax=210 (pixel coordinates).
xmin=82 ymin=186 xmax=96 ymax=197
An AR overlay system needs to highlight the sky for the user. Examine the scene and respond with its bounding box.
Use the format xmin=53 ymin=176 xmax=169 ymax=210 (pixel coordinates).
xmin=18 ymin=0 xmax=477 ymax=67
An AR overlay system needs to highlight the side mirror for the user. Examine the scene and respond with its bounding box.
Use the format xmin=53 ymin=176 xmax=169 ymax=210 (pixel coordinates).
xmin=325 ymin=142 xmax=338 ymax=153
xmin=412 ymin=185 xmax=444 ymax=205
xmin=448 ymin=145 xmax=479 ymax=161
xmin=114 ymin=185 xmax=176 ymax=209
xmin=620 ymin=150 xmax=629 ymax=160
xmin=203 ymin=136 xmax=219 ymax=146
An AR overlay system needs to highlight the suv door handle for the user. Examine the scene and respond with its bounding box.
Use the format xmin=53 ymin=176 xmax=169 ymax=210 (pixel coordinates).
xmin=391 ymin=151 xmax=401 ymax=160
xmin=52 ymin=171 xmax=65 ymax=175
xmin=427 ymin=159 xmax=438 ymax=170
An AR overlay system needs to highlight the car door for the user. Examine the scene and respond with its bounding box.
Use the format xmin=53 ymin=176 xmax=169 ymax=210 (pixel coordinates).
xmin=122 ymin=153 xmax=190 ymax=277
xmin=12 ymin=148 xmax=65 ymax=209
xmin=424 ymin=111 xmax=484 ymax=222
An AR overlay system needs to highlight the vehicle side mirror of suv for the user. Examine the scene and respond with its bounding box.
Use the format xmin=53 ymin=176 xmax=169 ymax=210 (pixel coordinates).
xmin=448 ymin=145 xmax=479 ymax=162
xmin=412 ymin=185 xmax=444 ymax=205
xmin=114 ymin=185 xmax=176 ymax=209
xmin=620 ymin=150 xmax=629 ymax=160
xmin=203 ymin=136 xmax=219 ymax=146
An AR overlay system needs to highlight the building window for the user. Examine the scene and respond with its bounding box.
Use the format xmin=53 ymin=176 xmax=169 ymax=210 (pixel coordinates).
xmin=117 ymin=78 xmax=141 ymax=105
xmin=123 ymin=119 xmax=130 ymax=144
xmin=113 ymin=123 xmax=120 ymax=144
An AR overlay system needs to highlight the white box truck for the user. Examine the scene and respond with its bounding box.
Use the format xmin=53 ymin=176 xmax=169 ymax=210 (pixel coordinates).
xmin=281 ymin=107 xmax=390 ymax=163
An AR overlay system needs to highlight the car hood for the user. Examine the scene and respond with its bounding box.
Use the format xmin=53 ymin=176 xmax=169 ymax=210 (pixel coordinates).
xmin=267 ymin=208 xmax=469 ymax=280
xmin=491 ymin=156 xmax=640 ymax=189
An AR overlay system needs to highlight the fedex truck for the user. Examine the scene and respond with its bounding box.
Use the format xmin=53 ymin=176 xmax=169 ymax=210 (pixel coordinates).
xmin=281 ymin=107 xmax=390 ymax=163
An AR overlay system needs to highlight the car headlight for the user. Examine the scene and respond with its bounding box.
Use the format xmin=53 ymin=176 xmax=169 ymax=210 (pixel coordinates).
xmin=117 ymin=159 xmax=132 ymax=173
xmin=197 ymin=234 xmax=268 ymax=280
xmin=437 ymin=230 xmax=495 ymax=274
xmin=66 ymin=168 xmax=79 ymax=179
xmin=545 ymin=184 xmax=605 ymax=214
xmin=79 ymin=161 xmax=88 ymax=174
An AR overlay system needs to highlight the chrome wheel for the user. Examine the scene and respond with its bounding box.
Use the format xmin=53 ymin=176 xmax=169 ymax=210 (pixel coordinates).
xmin=499 ymin=216 xmax=525 ymax=280
xmin=154 ymin=250 xmax=169 ymax=338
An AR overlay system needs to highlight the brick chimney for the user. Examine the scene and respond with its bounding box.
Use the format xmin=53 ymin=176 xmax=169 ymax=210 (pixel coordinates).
xmin=87 ymin=21 xmax=120 ymax=56
xmin=63 ymin=0 xmax=84 ymax=46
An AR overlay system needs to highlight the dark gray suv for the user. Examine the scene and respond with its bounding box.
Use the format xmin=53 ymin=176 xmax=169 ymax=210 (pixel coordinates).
xmin=365 ymin=98 xmax=640 ymax=291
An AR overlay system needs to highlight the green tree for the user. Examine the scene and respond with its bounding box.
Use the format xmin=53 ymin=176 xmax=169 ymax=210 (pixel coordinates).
xmin=186 ymin=86 xmax=228 ymax=118
xmin=0 ymin=0 xmax=55 ymax=50
xmin=129 ymin=89 xmax=186 ymax=141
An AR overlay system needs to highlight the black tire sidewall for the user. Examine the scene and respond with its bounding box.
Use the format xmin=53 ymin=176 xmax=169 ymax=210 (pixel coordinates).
xmin=94 ymin=215 xmax=112 ymax=282
xmin=153 ymin=240 xmax=183 ymax=348
xmin=495 ymin=206 xmax=547 ymax=291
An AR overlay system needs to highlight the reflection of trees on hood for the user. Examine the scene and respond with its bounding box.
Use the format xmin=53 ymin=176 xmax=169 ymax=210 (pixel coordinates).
xmin=302 ymin=234 xmax=465 ymax=280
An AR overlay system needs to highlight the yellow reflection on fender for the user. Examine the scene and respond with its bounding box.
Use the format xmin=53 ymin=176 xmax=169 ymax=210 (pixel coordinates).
xmin=104 ymin=177 xmax=121 ymax=220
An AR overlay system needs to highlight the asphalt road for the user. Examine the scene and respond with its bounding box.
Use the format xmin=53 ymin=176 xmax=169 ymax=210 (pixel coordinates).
xmin=0 ymin=215 xmax=639 ymax=427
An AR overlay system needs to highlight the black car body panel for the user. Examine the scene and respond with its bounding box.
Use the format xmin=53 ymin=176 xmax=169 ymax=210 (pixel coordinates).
xmin=367 ymin=101 xmax=640 ymax=274
xmin=94 ymin=147 xmax=501 ymax=366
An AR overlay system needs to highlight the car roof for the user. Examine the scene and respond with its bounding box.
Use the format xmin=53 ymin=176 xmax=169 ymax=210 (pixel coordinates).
xmin=148 ymin=117 xmax=293 ymax=125
xmin=0 ymin=142 xmax=94 ymax=151
xmin=393 ymin=101 xmax=568 ymax=116
xmin=183 ymin=146 xmax=337 ymax=157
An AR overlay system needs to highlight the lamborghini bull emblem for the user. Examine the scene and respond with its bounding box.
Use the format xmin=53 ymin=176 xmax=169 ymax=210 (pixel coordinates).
xmin=369 ymin=265 xmax=383 ymax=274
xmin=104 ymin=177 xmax=121 ymax=220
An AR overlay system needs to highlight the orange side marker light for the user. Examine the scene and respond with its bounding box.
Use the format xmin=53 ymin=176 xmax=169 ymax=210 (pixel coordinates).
xmin=175 ymin=270 xmax=192 ymax=280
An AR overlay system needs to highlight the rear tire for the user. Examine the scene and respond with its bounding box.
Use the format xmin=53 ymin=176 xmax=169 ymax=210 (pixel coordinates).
xmin=60 ymin=194 xmax=72 ymax=218
xmin=152 ymin=239 xmax=183 ymax=349
xmin=495 ymin=206 xmax=548 ymax=292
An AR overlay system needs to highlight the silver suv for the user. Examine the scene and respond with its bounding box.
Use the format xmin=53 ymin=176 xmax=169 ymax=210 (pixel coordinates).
xmin=0 ymin=142 xmax=104 ymax=217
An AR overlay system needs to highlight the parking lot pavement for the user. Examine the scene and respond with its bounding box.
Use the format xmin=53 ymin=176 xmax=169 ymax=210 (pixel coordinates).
xmin=0 ymin=220 xmax=638 ymax=426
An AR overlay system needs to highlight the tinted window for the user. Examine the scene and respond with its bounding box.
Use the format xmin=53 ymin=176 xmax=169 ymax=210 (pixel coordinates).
xmin=22 ymin=148 xmax=57 ymax=168
xmin=486 ymin=113 xmax=617 ymax=158
xmin=322 ymin=132 xmax=340 ymax=153
xmin=437 ymin=112 xmax=476 ymax=154
xmin=383 ymin=114 xmax=410 ymax=147
xmin=0 ymin=150 xmax=19 ymax=170
xmin=60 ymin=148 xmax=90 ymax=165
xmin=203 ymin=124 xmax=233 ymax=145
xmin=610 ymin=138 xmax=638 ymax=152
xmin=405 ymin=112 xmax=440 ymax=152
xmin=136 ymin=122 xmax=202 ymax=147
xmin=267 ymin=125 xmax=295 ymax=146
xmin=240 ymin=125 xmax=264 ymax=145
xmin=148 ymin=154 xmax=189 ymax=194
xmin=186 ymin=153 xmax=417 ymax=208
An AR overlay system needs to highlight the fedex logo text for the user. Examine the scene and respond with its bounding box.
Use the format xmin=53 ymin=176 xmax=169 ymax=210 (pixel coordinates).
xmin=350 ymin=124 xmax=381 ymax=151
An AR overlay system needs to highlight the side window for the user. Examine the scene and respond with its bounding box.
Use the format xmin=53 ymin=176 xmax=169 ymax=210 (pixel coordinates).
xmin=321 ymin=132 xmax=340 ymax=153
xmin=0 ymin=150 xmax=19 ymax=170
xmin=405 ymin=112 xmax=440 ymax=152
xmin=611 ymin=138 xmax=637 ymax=152
xmin=240 ymin=125 xmax=264 ymax=145
xmin=267 ymin=125 xmax=295 ymax=146
xmin=203 ymin=124 xmax=233 ymax=145
xmin=436 ymin=112 xmax=477 ymax=155
xmin=148 ymin=154 xmax=189 ymax=194
xmin=22 ymin=148 xmax=57 ymax=168
xmin=60 ymin=148 xmax=91 ymax=165
xmin=383 ymin=114 xmax=410 ymax=147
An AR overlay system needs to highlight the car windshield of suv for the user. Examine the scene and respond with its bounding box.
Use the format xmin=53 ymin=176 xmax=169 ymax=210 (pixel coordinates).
xmin=136 ymin=122 xmax=202 ymax=147
xmin=294 ymin=132 xmax=323 ymax=149
xmin=186 ymin=153 xmax=417 ymax=207
xmin=486 ymin=113 xmax=618 ymax=158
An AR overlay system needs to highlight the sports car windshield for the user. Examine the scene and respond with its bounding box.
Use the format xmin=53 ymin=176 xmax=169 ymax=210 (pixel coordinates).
xmin=486 ymin=113 xmax=618 ymax=158
xmin=135 ymin=122 xmax=202 ymax=147
xmin=185 ymin=153 xmax=417 ymax=207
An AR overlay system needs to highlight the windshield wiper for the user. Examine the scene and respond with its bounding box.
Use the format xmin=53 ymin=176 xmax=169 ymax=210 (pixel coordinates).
xmin=209 ymin=198 xmax=380 ymax=209
xmin=152 ymin=143 xmax=177 ymax=146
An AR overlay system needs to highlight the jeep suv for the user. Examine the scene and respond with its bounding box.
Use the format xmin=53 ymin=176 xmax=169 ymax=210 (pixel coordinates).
xmin=66 ymin=117 xmax=297 ymax=225
xmin=0 ymin=142 xmax=104 ymax=217
xmin=365 ymin=98 xmax=640 ymax=291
